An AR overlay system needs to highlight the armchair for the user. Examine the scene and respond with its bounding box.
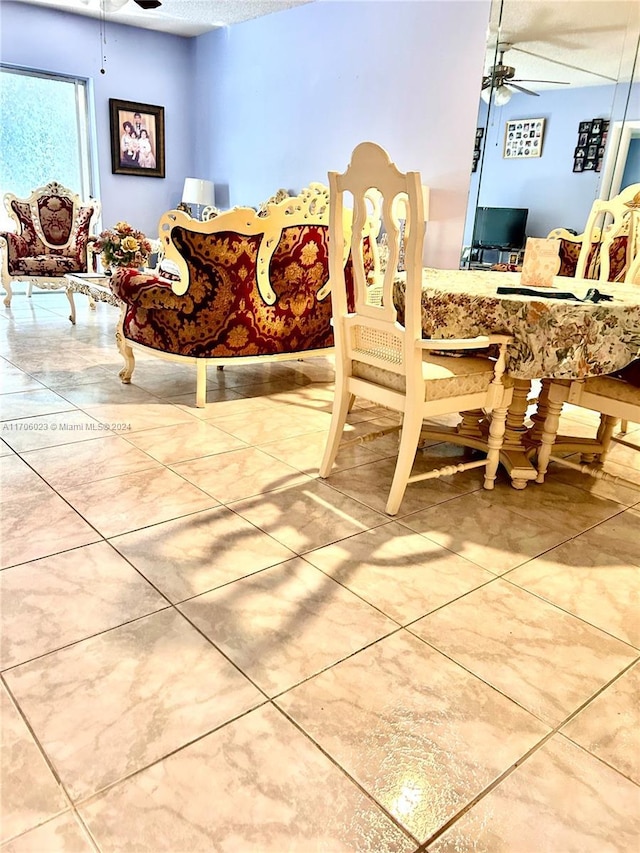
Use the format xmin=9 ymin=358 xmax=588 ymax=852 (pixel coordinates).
xmin=0 ymin=181 xmax=101 ymax=307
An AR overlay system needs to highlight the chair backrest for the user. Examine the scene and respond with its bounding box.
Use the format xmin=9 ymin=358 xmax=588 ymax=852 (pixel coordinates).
xmin=574 ymin=182 xmax=640 ymax=282
xmin=329 ymin=141 xmax=425 ymax=383
xmin=3 ymin=181 xmax=100 ymax=253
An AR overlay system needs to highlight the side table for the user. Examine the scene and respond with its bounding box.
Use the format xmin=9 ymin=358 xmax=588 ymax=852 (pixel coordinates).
xmin=64 ymin=272 xmax=122 ymax=325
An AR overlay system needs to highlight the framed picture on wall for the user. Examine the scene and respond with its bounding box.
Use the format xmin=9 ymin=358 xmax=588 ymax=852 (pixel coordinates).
xmin=109 ymin=98 xmax=165 ymax=178
xmin=503 ymin=118 xmax=546 ymax=159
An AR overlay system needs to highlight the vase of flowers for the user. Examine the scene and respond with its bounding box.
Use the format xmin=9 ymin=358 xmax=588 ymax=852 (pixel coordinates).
xmin=94 ymin=221 xmax=152 ymax=272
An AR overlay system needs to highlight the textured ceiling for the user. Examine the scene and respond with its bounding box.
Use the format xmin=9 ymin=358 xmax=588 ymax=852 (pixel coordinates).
xmin=486 ymin=0 xmax=639 ymax=89
xmin=8 ymin=0 xmax=314 ymax=37
xmin=8 ymin=0 xmax=640 ymax=89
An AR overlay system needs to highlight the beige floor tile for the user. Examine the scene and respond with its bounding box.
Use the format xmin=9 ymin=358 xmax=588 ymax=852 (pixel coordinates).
xmin=278 ymin=630 xmax=548 ymax=843
xmin=22 ymin=435 xmax=161 ymax=490
xmin=168 ymin=391 xmax=266 ymax=419
xmin=171 ymin=445 xmax=311 ymax=503
xmin=543 ymin=458 xmax=640 ymax=507
xmin=1 ymin=492 xmax=100 ymax=570
xmin=54 ymin=379 xmax=159 ymax=407
xmin=1 ymin=454 xmax=52 ymax=501
xmin=58 ymin=466 xmax=218 ymax=538
xmin=5 ymin=609 xmax=265 ymax=801
xmin=0 ymin=361 xmax=46 ymax=394
xmin=230 ymin=479 xmax=388 ymax=553
xmin=427 ymin=735 xmax=640 ymax=852
xmin=180 ymin=557 xmax=397 ymax=695
xmin=80 ymin=704 xmax=415 ymax=852
xmin=1 ymin=686 xmax=69 ymax=844
xmin=562 ymin=663 xmax=639 ymax=784
xmin=0 ymin=541 xmax=168 ymax=669
xmin=411 ymin=579 xmax=637 ymax=724
xmin=207 ymin=406 xmax=323 ymax=445
xmin=123 ymin=418 xmax=247 ymax=464
xmin=0 ymin=410 xmax=114 ymax=452
xmin=31 ymin=363 xmax=116 ymax=390
xmin=260 ymin=428 xmax=387 ymax=475
xmin=507 ymin=519 xmax=640 ymax=647
xmin=304 ymin=521 xmax=494 ymax=624
xmin=323 ymin=455 xmax=471 ymax=517
xmin=400 ymin=491 xmax=572 ymax=572
xmin=0 ymin=388 xmax=74 ymax=421
xmin=110 ymin=506 xmax=295 ymax=602
xmin=484 ymin=477 xmax=625 ymax=535
xmin=1 ymin=814 xmax=94 ymax=852
xmin=82 ymin=400 xmax=197 ymax=433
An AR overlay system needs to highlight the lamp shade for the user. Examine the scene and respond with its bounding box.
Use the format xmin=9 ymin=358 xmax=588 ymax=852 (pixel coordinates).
xmin=182 ymin=178 xmax=215 ymax=206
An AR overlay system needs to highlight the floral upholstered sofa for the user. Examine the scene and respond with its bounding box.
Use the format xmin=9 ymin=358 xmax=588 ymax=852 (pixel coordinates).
xmin=110 ymin=184 xmax=379 ymax=406
xmin=0 ymin=181 xmax=101 ymax=306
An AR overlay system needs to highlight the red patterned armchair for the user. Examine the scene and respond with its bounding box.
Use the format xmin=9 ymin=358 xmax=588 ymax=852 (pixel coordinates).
xmin=0 ymin=181 xmax=101 ymax=307
xmin=548 ymin=182 xmax=640 ymax=283
xmin=110 ymin=184 xmax=380 ymax=407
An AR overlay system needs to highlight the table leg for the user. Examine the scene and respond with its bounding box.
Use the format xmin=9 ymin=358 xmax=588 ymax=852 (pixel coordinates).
xmin=499 ymin=379 xmax=538 ymax=489
xmin=66 ymin=287 xmax=76 ymax=325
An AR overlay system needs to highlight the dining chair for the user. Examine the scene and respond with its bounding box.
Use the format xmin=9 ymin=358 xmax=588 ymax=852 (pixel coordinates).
xmin=548 ymin=182 xmax=640 ymax=284
xmin=536 ymin=375 xmax=640 ymax=490
xmin=319 ymin=141 xmax=513 ymax=516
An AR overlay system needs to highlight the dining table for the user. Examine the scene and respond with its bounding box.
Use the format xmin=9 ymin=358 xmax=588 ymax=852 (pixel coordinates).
xmin=392 ymin=267 xmax=640 ymax=488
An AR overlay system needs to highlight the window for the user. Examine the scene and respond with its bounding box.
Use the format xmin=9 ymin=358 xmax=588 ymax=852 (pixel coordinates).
xmin=0 ymin=66 xmax=96 ymax=231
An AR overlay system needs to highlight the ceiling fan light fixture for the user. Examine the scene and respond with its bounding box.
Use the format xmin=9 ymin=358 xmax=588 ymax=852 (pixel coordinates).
xmin=494 ymin=85 xmax=513 ymax=106
xmin=480 ymin=87 xmax=491 ymax=105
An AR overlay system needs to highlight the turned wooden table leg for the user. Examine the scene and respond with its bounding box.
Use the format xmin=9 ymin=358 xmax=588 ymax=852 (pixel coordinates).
xmin=499 ymin=379 xmax=539 ymax=489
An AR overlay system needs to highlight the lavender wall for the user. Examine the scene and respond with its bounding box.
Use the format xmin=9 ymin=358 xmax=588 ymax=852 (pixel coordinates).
xmin=464 ymin=82 xmax=640 ymax=247
xmin=0 ymin=1 xmax=194 ymax=236
xmin=192 ymin=0 xmax=492 ymax=270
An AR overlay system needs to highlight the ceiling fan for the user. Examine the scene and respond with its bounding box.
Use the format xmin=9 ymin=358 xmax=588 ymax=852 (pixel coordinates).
xmin=481 ymin=43 xmax=569 ymax=105
xmin=80 ymin=0 xmax=162 ymax=11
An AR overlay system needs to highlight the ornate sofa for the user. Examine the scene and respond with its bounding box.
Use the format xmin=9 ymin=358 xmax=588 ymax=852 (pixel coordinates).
xmin=110 ymin=184 xmax=379 ymax=406
xmin=0 ymin=181 xmax=101 ymax=306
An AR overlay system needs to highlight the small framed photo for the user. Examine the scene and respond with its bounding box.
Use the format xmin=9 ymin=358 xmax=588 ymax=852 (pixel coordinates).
xmin=573 ymin=158 xmax=585 ymax=173
xmin=590 ymin=118 xmax=603 ymax=135
xmin=109 ymin=98 xmax=165 ymax=178
xmin=584 ymin=158 xmax=596 ymax=171
xmin=579 ymin=121 xmax=591 ymax=133
xmin=504 ymin=118 xmax=545 ymax=159
xmin=587 ymin=144 xmax=597 ymax=158
xmin=578 ymin=132 xmax=588 ymax=146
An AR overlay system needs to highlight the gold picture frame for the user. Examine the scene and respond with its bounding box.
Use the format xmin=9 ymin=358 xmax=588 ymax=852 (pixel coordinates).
xmin=504 ymin=118 xmax=545 ymax=160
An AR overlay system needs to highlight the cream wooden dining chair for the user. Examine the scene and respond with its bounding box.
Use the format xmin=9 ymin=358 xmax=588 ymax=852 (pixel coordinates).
xmin=319 ymin=141 xmax=513 ymax=516
xmin=536 ymin=375 xmax=640 ymax=490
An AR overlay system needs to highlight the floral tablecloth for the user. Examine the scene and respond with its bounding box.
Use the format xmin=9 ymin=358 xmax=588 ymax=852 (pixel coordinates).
xmin=393 ymin=268 xmax=640 ymax=380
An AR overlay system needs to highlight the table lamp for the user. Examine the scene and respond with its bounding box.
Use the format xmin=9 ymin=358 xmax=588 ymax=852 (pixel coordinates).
xmin=179 ymin=178 xmax=215 ymax=219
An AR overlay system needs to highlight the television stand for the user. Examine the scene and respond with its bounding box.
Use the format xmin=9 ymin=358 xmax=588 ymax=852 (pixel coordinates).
xmin=460 ymin=245 xmax=524 ymax=271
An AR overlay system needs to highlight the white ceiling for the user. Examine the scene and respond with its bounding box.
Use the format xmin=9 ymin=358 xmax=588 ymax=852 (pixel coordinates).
xmin=7 ymin=0 xmax=314 ymax=37
xmin=486 ymin=0 xmax=639 ymax=89
xmin=7 ymin=0 xmax=640 ymax=89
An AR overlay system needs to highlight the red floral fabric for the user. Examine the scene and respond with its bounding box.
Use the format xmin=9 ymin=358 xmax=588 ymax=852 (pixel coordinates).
xmin=4 ymin=198 xmax=96 ymax=274
xmin=114 ymin=226 xmax=334 ymax=358
xmin=557 ymin=235 xmax=628 ymax=282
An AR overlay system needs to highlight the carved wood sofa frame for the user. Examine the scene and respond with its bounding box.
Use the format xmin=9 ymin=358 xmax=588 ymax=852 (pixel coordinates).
xmin=110 ymin=183 xmax=380 ymax=407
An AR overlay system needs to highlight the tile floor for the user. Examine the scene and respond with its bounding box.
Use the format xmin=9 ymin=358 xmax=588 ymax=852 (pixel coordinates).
xmin=1 ymin=291 xmax=639 ymax=852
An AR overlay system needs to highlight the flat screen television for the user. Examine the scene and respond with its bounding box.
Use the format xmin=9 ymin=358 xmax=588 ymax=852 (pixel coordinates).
xmin=472 ymin=207 xmax=528 ymax=250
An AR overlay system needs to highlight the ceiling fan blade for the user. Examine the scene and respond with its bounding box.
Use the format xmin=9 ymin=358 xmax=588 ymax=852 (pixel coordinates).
xmin=511 ymin=78 xmax=570 ymax=85
xmin=134 ymin=0 xmax=162 ymax=8
xmin=508 ymin=83 xmax=540 ymax=96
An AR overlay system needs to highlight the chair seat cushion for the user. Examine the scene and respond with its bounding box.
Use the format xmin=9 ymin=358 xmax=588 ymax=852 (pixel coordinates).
xmin=11 ymin=255 xmax=84 ymax=275
xmin=352 ymin=352 xmax=496 ymax=400
xmin=585 ymin=374 xmax=640 ymax=405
